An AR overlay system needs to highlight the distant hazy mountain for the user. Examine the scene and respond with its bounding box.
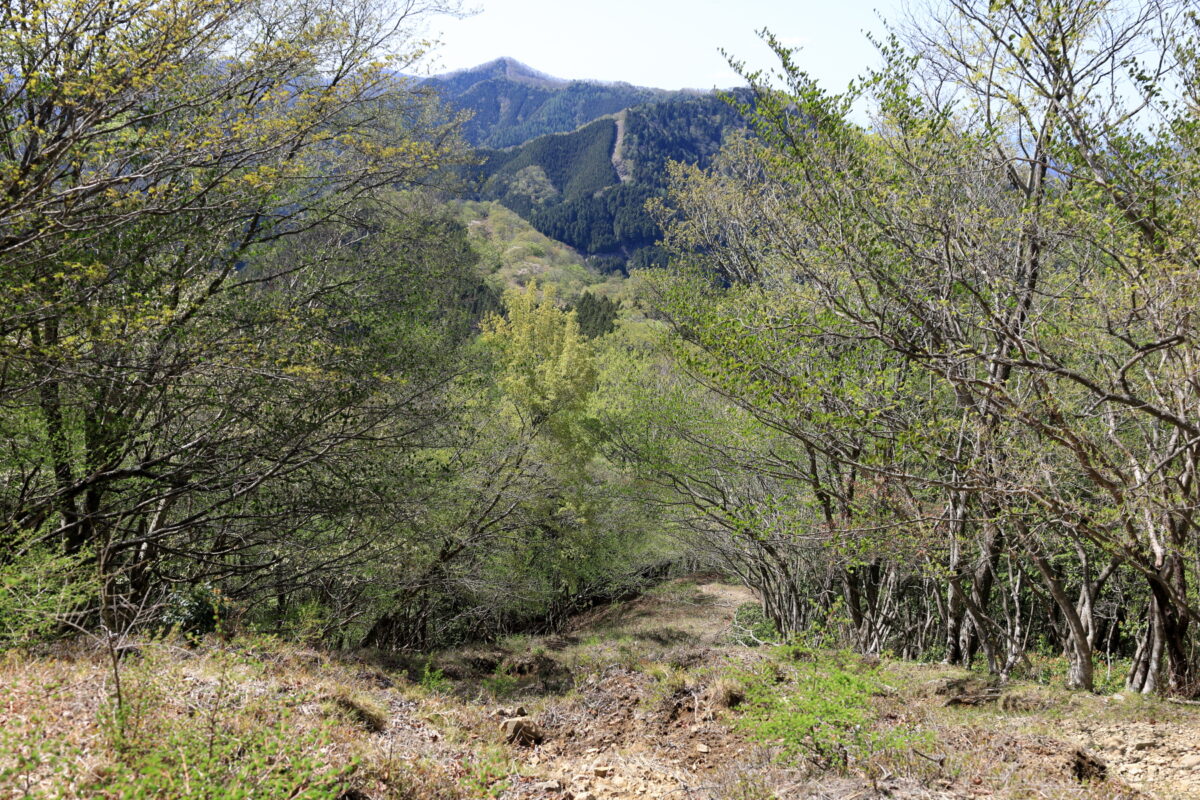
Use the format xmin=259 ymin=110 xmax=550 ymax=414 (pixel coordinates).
xmin=424 ymin=58 xmax=680 ymax=149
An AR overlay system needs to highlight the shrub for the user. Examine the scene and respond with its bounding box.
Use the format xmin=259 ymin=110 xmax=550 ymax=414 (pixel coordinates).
xmin=0 ymin=544 xmax=95 ymax=650
xmin=419 ymin=660 xmax=452 ymax=694
xmin=481 ymin=666 xmax=520 ymax=699
xmin=732 ymin=649 xmax=921 ymax=771
xmin=160 ymin=583 xmax=232 ymax=637
xmin=0 ymin=714 xmax=78 ymax=796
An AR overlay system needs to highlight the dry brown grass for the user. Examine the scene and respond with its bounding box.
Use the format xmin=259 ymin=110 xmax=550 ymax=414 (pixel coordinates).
xmin=5 ymin=580 xmax=1195 ymax=800
xmin=705 ymin=675 xmax=746 ymax=710
xmin=872 ymin=659 xmax=1200 ymax=799
xmin=0 ymin=637 xmax=470 ymax=800
xmin=322 ymin=685 xmax=390 ymax=732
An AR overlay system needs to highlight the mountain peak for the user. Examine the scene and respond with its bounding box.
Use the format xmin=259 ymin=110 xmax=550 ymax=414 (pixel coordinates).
xmin=449 ymin=57 xmax=568 ymax=88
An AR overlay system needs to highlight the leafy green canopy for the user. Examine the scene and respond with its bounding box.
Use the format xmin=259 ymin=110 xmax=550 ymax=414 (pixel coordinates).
xmin=0 ymin=0 xmax=473 ymax=632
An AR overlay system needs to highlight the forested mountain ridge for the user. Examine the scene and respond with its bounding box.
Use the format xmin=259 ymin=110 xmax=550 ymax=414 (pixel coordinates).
xmin=422 ymin=57 xmax=679 ymax=148
xmin=466 ymin=89 xmax=750 ymax=270
xmin=423 ymin=60 xmax=749 ymax=271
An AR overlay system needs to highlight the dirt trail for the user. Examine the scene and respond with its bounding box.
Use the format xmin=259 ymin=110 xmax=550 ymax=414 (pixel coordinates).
xmin=458 ymin=578 xmax=1200 ymax=800
xmin=375 ymin=576 xmax=1200 ymax=800
xmin=611 ymin=109 xmax=631 ymax=183
xmin=506 ymin=579 xmax=758 ymax=800
xmin=566 ymin=578 xmax=755 ymax=643
xmin=18 ymin=577 xmax=1200 ymax=799
xmin=350 ymin=577 xmax=762 ymax=800
xmin=1058 ymin=709 xmax=1200 ymax=798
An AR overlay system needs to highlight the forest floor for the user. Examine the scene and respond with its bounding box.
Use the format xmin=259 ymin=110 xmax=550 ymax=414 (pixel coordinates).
xmin=4 ymin=577 xmax=1200 ymax=799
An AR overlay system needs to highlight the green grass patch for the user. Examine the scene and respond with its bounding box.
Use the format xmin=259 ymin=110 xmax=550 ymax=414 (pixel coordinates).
xmin=481 ymin=665 xmax=520 ymax=699
xmin=460 ymin=746 xmax=513 ymax=798
xmin=419 ymin=660 xmax=452 ymax=694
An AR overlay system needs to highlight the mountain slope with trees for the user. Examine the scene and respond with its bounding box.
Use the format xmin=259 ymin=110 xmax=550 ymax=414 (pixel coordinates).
xmin=469 ymin=91 xmax=750 ymax=270
xmin=423 ymin=59 xmax=749 ymax=271
xmin=422 ymin=57 xmax=677 ymax=148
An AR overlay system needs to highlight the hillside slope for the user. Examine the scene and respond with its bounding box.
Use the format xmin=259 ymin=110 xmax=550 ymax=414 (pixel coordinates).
xmin=456 ymin=199 xmax=607 ymax=297
xmin=423 ymin=59 xmax=749 ymax=271
xmin=470 ymin=92 xmax=750 ymax=271
xmin=424 ymin=58 xmax=676 ymax=149
xmin=7 ymin=577 xmax=1197 ymax=799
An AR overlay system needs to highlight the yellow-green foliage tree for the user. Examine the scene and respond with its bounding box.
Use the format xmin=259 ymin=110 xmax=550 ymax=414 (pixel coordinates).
xmin=0 ymin=0 xmax=470 ymax=631
xmin=481 ymin=282 xmax=596 ymax=431
xmin=641 ymin=0 xmax=1200 ymax=694
xmin=357 ymin=283 xmax=657 ymax=651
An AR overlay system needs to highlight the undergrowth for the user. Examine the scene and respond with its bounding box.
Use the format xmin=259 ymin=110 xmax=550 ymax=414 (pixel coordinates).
xmin=460 ymin=746 xmax=513 ymax=798
xmin=481 ymin=664 xmax=520 ymax=698
xmin=731 ymin=644 xmax=927 ymax=773
xmin=0 ymin=638 xmax=475 ymax=799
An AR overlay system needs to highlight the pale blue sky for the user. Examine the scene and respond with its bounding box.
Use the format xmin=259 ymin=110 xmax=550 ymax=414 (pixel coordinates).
xmin=424 ymin=1 xmax=908 ymax=91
